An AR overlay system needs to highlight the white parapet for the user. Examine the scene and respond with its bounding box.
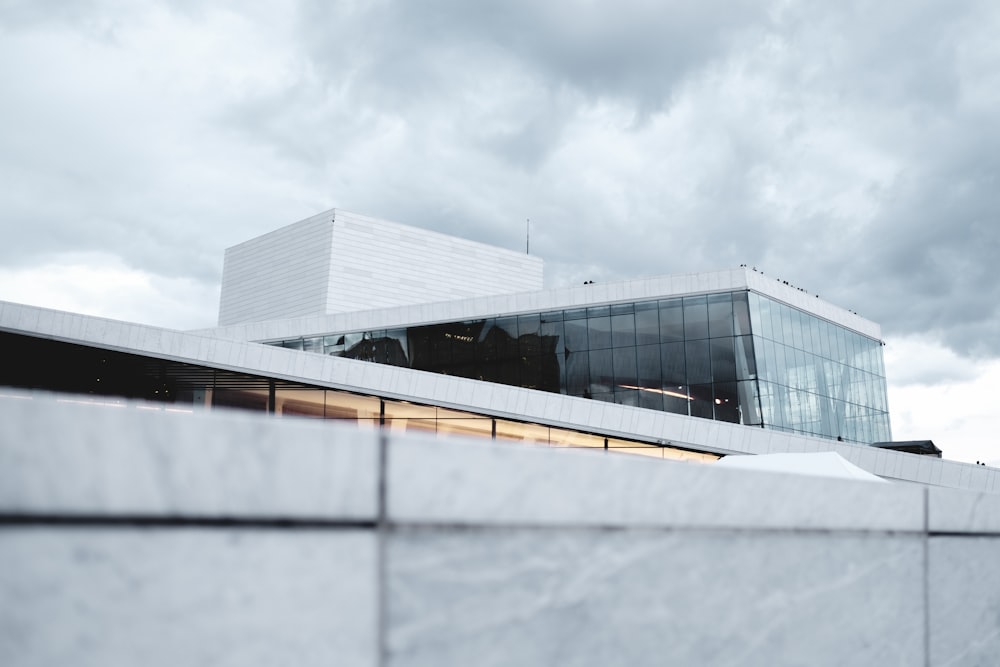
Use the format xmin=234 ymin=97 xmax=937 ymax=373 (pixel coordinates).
xmin=218 ymin=209 xmax=544 ymax=326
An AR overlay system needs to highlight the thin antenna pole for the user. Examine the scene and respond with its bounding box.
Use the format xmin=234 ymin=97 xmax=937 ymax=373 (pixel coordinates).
xmin=526 ymin=218 xmax=530 ymax=255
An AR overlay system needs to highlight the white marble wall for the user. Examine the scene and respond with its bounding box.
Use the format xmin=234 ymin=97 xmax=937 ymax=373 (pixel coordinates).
xmin=2 ymin=396 xmax=999 ymax=666
xmin=217 ymin=209 xmax=544 ymax=326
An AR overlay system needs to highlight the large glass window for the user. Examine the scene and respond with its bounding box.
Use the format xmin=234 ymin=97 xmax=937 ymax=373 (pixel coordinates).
xmin=265 ymin=289 xmax=890 ymax=445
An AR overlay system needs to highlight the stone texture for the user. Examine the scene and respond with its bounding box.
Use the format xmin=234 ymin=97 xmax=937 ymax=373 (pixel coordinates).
xmin=0 ymin=399 xmax=379 ymax=520
xmin=929 ymin=487 xmax=1000 ymax=534
xmin=0 ymin=528 xmax=377 ymax=667
xmin=929 ymin=536 xmax=1000 ymax=666
xmin=386 ymin=528 xmax=924 ymax=666
xmin=387 ymin=435 xmax=925 ymax=532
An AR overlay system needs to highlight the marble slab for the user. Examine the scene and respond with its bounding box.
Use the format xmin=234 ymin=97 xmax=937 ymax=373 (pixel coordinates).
xmin=386 ymin=528 xmax=924 ymax=666
xmin=386 ymin=435 xmax=925 ymax=532
xmin=929 ymin=487 xmax=1000 ymax=534
xmin=0 ymin=398 xmax=379 ymax=520
xmin=928 ymin=536 xmax=1000 ymax=666
xmin=0 ymin=528 xmax=377 ymax=667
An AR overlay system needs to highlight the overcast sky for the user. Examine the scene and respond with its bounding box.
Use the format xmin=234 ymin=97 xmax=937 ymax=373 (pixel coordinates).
xmin=1 ymin=0 xmax=997 ymax=464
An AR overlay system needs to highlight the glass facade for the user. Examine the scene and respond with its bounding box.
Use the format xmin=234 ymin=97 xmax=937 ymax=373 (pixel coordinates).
xmin=0 ymin=332 xmax=716 ymax=463
xmin=748 ymin=292 xmax=891 ymax=443
xmin=272 ymin=289 xmax=891 ymax=445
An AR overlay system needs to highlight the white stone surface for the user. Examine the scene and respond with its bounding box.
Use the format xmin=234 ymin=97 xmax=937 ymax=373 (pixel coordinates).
xmin=0 ymin=528 xmax=377 ymax=667
xmin=929 ymin=487 xmax=1000 ymax=534
xmin=219 ymin=210 xmax=335 ymax=326
xmin=387 ymin=435 xmax=925 ymax=532
xmin=386 ymin=529 xmax=924 ymax=666
xmin=928 ymin=537 xmax=1000 ymax=666
xmin=0 ymin=398 xmax=379 ymax=520
xmin=218 ymin=209 xmax=543 ymax=326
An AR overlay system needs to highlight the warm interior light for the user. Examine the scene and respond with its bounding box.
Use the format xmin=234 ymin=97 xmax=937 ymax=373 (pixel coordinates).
xmin=617 ymin=384 xmax=693 ymax=400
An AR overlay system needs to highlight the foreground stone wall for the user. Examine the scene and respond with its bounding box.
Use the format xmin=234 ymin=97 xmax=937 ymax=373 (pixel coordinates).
xmin=1 ymin=397 xmax=998 ymax=666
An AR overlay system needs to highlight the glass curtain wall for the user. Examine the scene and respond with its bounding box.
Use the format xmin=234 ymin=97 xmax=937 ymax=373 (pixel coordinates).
xmin=274 ymin=291 xmax=763 ymax=427
xmin=0 ymin=332 xmax=716 ymax=462
xmin=747 ymin=293 xmax=891 ymax=443
xmin=273 ymin=290 xmax=891 ymax=445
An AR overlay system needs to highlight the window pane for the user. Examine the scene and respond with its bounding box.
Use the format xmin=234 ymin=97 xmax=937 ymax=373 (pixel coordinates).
xmin=738 ymin=380 xmax=762 ymax=425
xmin=563 ymin=318 xmax=589 ymax=353
xmin=689 ymin=383 xmax=714 ymax=419
xmin=660 ymin=341 xmax=686 ymax=386
xmin=710 ymin=336 xmax=737 ymax=383
xmin=735 ymin=335 xmax=757 ymax=381
xmin=733 ymin=291 xmax=752 ymax=337
xmin=566 ymin=349 xmax=590 ymax=395
xmin=634 ymin=305 xmax=660 ymax=345
xmin=589 ymin=348 xmax=614 ymax=394
xmin=636 ymin=344 xmax=661 ymax=389
xmin=659 ymin=299 xmax=685 ymax=343
xmin=613 ymin=346 xmax=638 ymax=388
xmin=714 ymin=382 xmax=740 ymax=423
xmin=588 ymin=316 xmax=613 ymax=349
xmin=495 ymin=420 xmax=551 ymax=444
xmin=707 ymin=293 xmax=734 ymax=338
xmin=611 ymin=313 xmax=636 ymax=348
xmin=683 ymin=296 xmax=709 ymax=339
xmin=685 ymin=339 xmax=711 ymax=384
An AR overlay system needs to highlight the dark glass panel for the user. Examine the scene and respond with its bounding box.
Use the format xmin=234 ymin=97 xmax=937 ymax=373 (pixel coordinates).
xmin=637 ymin=389 xmax=664 ymax=411
xmin=613 ymin=346 xmax=638 ymax=388
xmin=710 ymin=336 xmax=737 ymax=383
xmin=663 ymin=385 xmax=690 ymax=416
xmin=658 ymin=299 xmax=685 ymax=343
xmin=563 ymin=319 xmax=589 ymax=353
xmin=634 ymin=305 xmax=660 ymax=345
xmin=538 ymin=320 xmax=565 ymax=357
xmin=733 ymin=291 xmax=752 ymax=337
xmin=614 ymin=389 xmax=639 ymax=407
xmin=689 ymin=383 xmax=714 ymax=419
xmin=685 ymin=339 xmax=711 ymax=384
xmin=565 ymin=348 xmax=590 ymax=395
xmin=493 ymin=317 xmax=519 ymax=361
xmin=587 ymin=316 xmax=613 ymax=350
xmin=380 ymin=329 xmax=410 ymax=367
xmin=588 ymin=348 xmax=614 ymax=395
xmin=636 ymin=344 xmax=661 ymax=389
xmin=660 ymin=342 xmax=686 ymax=386
xmin=707 ymin=293 xmax=734 ymax=338
xmin=683 ymin=296 xmax=709 ymax=340
xmin=518 ymin=314 xmax=543 ymax=358
xmin=520 ymin=356 xmax=543 ymax=390
xmin=592 ymin=392 xmax=615 ymax=403
xmin=448 ymin=321 xmax=483 ymax=366
xmin=713 ymin=382 xmax=740 ymax=423
xmin=563 ymin=308 xmax=587 ymax=321
xmin=610 ymin=313 xmax=636 ymax=348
